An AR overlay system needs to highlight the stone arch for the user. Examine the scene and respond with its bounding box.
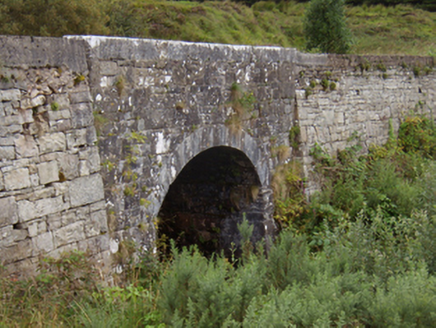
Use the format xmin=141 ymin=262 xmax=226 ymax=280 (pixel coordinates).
xmin=152 ymin=126 xmax=275 ymax=256
xmin=148 ymin=125 xmax=273 ymax=220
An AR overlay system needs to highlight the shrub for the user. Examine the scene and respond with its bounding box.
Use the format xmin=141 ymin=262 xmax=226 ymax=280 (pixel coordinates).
xmin=0 ymin=0 xmax=109 ymax=36
xmin=303 ymin=0 xmax=352 ymax=53
xmin=398 ymin=116 xmax=436 ymax=159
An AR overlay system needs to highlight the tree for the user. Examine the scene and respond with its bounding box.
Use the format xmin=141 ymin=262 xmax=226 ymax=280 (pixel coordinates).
xmin=303 ymin=0 xmax=352 ymax=54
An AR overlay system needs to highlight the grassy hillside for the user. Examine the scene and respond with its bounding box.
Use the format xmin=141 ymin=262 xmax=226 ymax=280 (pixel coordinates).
xmin=105 ymin=0 xmax=307 ymax=47
xmin=1 ymin=0 xmax=436 ymax=56
xmin=347 ymin=4 xmax=436 ymax=55
xmin=95 ymin=0 xmax=436 ymax=55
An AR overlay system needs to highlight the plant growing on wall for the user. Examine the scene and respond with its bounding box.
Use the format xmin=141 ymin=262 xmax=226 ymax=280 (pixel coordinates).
xmin=225 ymin=83 xmax=257 ymax=134
xmin=122 ymin=131 xmax=147 ymax=199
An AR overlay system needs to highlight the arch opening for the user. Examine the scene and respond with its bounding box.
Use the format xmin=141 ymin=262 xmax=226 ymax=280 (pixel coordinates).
xmin=157 ymin=146 xmax=266 ymax=258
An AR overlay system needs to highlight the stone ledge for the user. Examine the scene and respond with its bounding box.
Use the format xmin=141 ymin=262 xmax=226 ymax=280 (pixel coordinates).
xmin=0 ymin=36 xmax=88 ymax=72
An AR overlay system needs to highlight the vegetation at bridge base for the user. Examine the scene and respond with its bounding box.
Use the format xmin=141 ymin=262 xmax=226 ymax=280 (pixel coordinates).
xmin=1 ymin=1 xmax=436 ymax=56
xmin=3 ymin=114 xmax=436 ymax=326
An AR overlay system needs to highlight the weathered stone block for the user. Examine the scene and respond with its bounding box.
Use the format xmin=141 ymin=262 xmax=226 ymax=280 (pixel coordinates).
xmin=50 ymin=94 xmax=70 ymax=109
xmin=84 ymin=210 xmax=108 ymax=238
xmin=38 ymin=132 xmax=66 ymax=154
xmin=38 ymin=160 xmax=59 ymax=185
xmin=58 ymin=153 xmax=79 ymax=180
xmin=60 ymin=211 xmax=78 ymax=228
xmin=14 ymin=134 xmax=38 ymax=158
xmin=1 ymin=102 xmax=14 ymax=116
xmin=4 ymin=168 xmax=31 ymax=190
xmin=18 ymin=196 xmax=64 ymax=222
xmin=0 ymin=196 xmax=18 ymax=228
xmin=32 ymin=231 xmax=54 ymax=254
xmin=0 ymin=226 xmax=13 ymax=246
xmin=71 ymin=103 xmax=94 ymax=128
xmin=19 ymin=219 xmax=47 ymax=237
xmin=0 ymin=89 xmax=21 ymax=102
xmin=66 ymin=128 xmax=87 ymax=149
xmin=27 ymin=221 xmax=38 ymax=237
xmin=52 ymin=119 xmax=72 ymax=133
xmin=20 ymin=95 xmax=46 ymax=109
xmin=29 ymin=174 xmax=39 ymax=187
xmin=47 ymin=109 xmax=71 ymax=121
xmin=47 ymin=214 xmax=62 ymax=230
xmin=1 ymin=115 xmax=22 ymax=126
xmin=78 ymin=160 xmax=90 ymax=176
xmin=54 ymin=221 xmax=85 ymax=248
xmin=35 ymin=196 xmax=65 ymax=218
xmin=0 ymin=146 xmax=15 ymax=160
xmin=69 ymin=174 xmax=104 ymax=207
xmin=0 ymin=136 xmax=15 ymax=146
xmin=90 ymin=200 xmax=106 ymax=212
xmin=0 ymin=228 xmax=28 ymax=245
xmin=86 ymin=126 xmax=97 ymax=145
xmin=100 ymin=61 xmax=119 ymax=76
xmin=1 ymin=239 xmax=32 ymax=265
xmin=17 ymin=200 xmax=36 ymax=222
xmin=19 ymin=109 xmax=34 ymax=124
xmin=79 ymin=147 xmax=101 ymax=174
xmin=70 ymin=91 xmax=92 ymax=104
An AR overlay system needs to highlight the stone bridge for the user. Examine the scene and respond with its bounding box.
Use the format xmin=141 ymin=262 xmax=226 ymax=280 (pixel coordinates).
xmin=0 ymin=36 xmax=434 ymax=276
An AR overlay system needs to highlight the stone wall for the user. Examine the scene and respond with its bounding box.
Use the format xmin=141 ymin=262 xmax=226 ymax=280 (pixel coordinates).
xmin=1 ymin=35 xmax=435 ymax=277
xmin=293 ymin=53 xmax=435 ymax=194
xmin=0 ymin=37 xmax=110 ymax=277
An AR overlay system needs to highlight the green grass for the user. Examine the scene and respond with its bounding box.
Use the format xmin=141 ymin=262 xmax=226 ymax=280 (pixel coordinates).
xmin=2 ymin=0 xmax=436 ymax=55
xmin=103 ymin=0 xmax=436 ymax=56
xmin=347 ymin=4 xmax=436 ymax=55
xmin=107 ymin=0 xmax=306 ymax=48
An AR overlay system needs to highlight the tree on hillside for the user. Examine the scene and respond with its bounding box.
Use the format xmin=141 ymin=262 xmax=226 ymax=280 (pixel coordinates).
xmin=303 ymin=0 xmax=352 ymax=54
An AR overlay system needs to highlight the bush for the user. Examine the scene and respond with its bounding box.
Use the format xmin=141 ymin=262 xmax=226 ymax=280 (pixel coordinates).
xmin=0 ymin=0 xmax=109 ymax=36
xmin=301 ymin=115 xmax=436 ymax=233
xmin=303 ymin=0 xmax=352 ymax=53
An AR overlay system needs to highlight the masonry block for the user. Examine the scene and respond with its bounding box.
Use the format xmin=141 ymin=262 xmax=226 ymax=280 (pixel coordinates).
xmin=38 ymin=160 xmax=59 ymax=185
xmin=66 ymin=128 xmax=87 ymax=149
xmin=18 ymin=196 xmax=64 ymax=222
xmin=38 ymin=132 xmax=66 ymax=154
xmin=0 ymin=89 xmax=21 ymax=102
xmin=58 ymin=153 xmax=79 ymax=180
xmin=69 ymin=174 xmax=105 ymax=207
xmin=0 ymin=146 xmax=15 ymax=160
xmin=0 ymin=196 xmax=18 ymax=228
xmin=54 ymin=221 xmax=85 ymax=248
xmin=4 ymin=168 xmax=31 ymax=190
xmin=1 ymin=239 xmax=33 ymax=265
xmin=32 ymin=231 xmax=55 ymax=254
xmin=14 ymin=134 xmax=39 ymax=158
xmin=84 ymin=210 xmax=108 ymax=238
xmin=71 ymin=103 xmax=94 ymax=129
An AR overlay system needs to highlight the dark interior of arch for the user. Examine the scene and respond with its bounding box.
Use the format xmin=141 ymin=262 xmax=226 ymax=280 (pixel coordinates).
xmin=157 ymin=146 xmax=265 ymax=258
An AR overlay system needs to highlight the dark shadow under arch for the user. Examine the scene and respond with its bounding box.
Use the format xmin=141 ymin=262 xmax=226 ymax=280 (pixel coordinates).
xmin=157 ymin=146 xmax=266 ymax=258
